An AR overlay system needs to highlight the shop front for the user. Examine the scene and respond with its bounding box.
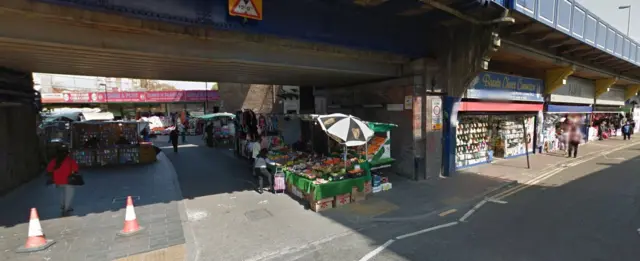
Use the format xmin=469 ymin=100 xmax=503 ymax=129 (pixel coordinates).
xmin=543 ymin=76 xmax=595 ymax=146
xmin=446 ymin=72 xmax=544 ymax=170
xmin=591 ymin=86 xmax=626 ymax=139
xmin=540 ymin=105 xmax=591 ymax=153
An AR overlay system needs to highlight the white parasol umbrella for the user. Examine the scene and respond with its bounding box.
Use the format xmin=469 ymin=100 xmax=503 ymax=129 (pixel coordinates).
xmin=316 ymin=114 xmax=374 ymax=147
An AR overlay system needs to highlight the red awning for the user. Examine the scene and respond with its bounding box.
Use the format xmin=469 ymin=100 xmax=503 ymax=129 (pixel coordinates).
xmin=459 ymin=102 xmax=543 ymax=112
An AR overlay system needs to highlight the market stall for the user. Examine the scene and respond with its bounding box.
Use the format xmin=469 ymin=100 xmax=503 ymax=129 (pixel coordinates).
xmin=236 ymin=110 xmax=285 ymax=159
xmin=197 ymin=113 xmax=236 ymax=147
xmin=364 ymin=122 xmax=396 ymax=170
xmin=266 ymin=114 xmax=387 ymax=212
xmin=70 ymin=121 xmax=157 ymax=167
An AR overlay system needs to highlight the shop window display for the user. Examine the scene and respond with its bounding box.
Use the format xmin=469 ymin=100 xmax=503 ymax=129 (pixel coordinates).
xmin=455 ymin=115 xmax=491 ymax=168
xmin=455 ymin=115 xmax=535 ymax=168
xmin=492 ymin=115 xmax=534 ymax=158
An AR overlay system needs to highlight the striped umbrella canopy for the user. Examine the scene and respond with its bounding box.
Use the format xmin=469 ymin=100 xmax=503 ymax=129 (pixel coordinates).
xmin=316 ymin=113 xmax=374 ymax=147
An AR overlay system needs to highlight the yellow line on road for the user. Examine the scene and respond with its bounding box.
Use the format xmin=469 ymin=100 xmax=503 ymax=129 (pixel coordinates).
xmin=493 ymin=140 xmax=640 ymax=200
xmin=438 ymin=209 xmax=457 ymax=217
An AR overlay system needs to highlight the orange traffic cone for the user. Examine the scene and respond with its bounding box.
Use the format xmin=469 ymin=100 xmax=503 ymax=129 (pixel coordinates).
xmin=117 ymin=196 xmax=144 ymax=236
xmin=16 ymin=208 xmax=55 ymax=253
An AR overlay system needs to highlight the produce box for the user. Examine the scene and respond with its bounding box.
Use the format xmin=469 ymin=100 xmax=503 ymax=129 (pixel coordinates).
xmin=334 ymin=193 xmax=351 ymax=207
xmin=364 ymin=181 xmax=373 ymax=194
xmin=351 ymin=186 xmax=367 ymax=202
xmin=287 ymin=183 xmax=310 ymax=201
xmin=311 ymin=198 xmax=333 ymax=212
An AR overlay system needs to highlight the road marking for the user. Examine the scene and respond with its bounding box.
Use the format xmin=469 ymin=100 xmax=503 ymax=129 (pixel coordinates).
xmin=459 ymin=200 xmax=487 ymax=222
xmin=395 ymin=222 xmax=459 ymax=240
xmin=438 ymin=209 xmax=457 ymax=217
xmin=358 ymin=239 xmax=395 ymax=261
xmin=495 ymin=141 xmax=640 ymax=200
xmin=486 ymin=198 xmax=508 ymax=204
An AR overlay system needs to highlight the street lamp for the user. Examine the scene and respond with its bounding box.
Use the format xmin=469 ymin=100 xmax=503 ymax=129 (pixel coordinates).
xmin=619 ymin=5 xmax=632 ymax=36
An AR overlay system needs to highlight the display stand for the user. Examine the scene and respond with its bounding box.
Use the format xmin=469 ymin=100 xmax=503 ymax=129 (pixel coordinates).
xmin=70 ymin=122 xmax=156 ymax=167
xmin=365 ymin=122 xmax=396 ymax=170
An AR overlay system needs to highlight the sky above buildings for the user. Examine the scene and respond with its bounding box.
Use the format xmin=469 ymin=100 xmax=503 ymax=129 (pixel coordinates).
xmin=576 ymin=0 xmax=639 ymax=41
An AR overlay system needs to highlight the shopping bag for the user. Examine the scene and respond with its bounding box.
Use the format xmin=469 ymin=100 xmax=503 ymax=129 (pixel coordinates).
xmin=274 ymin=173 xmax=285 ymax=193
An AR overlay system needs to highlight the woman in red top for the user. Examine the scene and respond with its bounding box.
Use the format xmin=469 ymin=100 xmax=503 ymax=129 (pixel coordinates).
xmin=46 ymin=146 xmax=79 ymax=215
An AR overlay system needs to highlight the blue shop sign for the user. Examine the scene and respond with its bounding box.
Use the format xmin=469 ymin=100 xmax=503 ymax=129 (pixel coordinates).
xmin=466 ymin=72 xmax=544 ymax=102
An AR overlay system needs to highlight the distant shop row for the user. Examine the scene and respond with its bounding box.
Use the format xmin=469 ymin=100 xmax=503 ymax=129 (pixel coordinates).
xmin=443 ymin=71 xmax=640 ymax=171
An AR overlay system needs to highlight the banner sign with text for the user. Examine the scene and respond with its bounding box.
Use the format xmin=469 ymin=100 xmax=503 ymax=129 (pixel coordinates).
xmin=466 ymin=72 xmax=544 ymax=102
xmin=42 ymin=90 xmax=220 ymax=104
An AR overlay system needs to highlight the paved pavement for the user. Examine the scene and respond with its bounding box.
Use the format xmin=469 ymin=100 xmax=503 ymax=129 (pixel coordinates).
xmin=0 ymin=153 xmax=185 ymax=261
xmin=3 ymin=134 xmax=630 ymax=261
xmin=277 ymin=138 xmax=640 ymax=261
xmin=154 ymin=136 xmax=517 ymax=261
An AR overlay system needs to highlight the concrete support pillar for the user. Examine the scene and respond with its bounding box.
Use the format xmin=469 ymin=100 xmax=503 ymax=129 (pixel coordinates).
xmin=0 ymin=67 xmax=39 ymax=194
xmin=439 ymin=25 xmax=501 ymax=177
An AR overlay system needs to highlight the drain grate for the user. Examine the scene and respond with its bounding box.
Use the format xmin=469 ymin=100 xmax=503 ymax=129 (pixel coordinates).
xmin=244 ymin=208 xmax=273 ymax=221
xmin=112 ymin=196 xmax=140 ymax=204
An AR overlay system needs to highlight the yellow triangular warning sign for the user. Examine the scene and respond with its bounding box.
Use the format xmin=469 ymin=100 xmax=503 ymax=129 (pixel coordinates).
xmin=229 ymin=0 xmax=262 ymax=20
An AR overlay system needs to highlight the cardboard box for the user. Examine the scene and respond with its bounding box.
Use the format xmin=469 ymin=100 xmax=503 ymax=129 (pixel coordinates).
xmin=351 ymin=186 xmax=367 ymax=202
xmin=311 ymin=198 xmax=333 ymax=212
xmin=363 ymin=181 xmax=373 ymax=194
xmin=334 ymin=193 xmax=351 ymax=207
xmin=382 ymin=182 xmax=392 ymax=191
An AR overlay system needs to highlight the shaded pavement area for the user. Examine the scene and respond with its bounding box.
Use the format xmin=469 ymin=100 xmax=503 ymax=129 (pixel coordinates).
xmin=0 ymin=154 xmax=185 ymax=261
xmin=155 ymin=136 xmax=516 ymax=261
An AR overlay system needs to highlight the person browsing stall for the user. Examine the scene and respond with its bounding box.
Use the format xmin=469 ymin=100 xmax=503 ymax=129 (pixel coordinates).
xmin=254 ymin=148 xmax=273 ymax=194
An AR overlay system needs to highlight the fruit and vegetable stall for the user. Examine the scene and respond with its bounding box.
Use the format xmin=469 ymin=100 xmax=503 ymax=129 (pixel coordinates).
xmin=266 ymin=114 xmax=394 ymax=211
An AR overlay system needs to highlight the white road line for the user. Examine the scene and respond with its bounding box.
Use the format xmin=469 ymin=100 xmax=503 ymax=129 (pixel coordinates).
xmin=486 ymin=198 xmax=508 ymax=204
xmin=395 ymin=222 xmax=459 ymax=240
xmin=358 ymin=239 xmax=395 ymax=261
xmin=357 ymin=222 xmax=460 ymax=261
xmin=497 ymin=141 xmax=640 ymax=200
xmin=459 ymin=200 xmax=487 ymax=222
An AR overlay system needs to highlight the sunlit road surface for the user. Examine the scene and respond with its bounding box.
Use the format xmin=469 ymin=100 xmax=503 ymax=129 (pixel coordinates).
xmin=283 ymin=143 xmax=640 ymax=261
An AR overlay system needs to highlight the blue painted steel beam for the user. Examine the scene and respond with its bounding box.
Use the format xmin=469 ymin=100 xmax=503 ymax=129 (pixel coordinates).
xmin=505 ymin=0 xmax=640 ymax=70
xmin=31 ymin=0 xmax=504 ymax=58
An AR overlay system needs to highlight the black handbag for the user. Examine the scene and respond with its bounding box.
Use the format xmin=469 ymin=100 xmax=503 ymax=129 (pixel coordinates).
xmin=66 ymin=159 xmax=84 ymax=186
xmin=68 ymin=173 xmax=85 ymax=186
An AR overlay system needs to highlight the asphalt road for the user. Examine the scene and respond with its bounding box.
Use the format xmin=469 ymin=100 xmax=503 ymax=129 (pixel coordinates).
xmin=285 ymin=143 xmax=640 ymax=261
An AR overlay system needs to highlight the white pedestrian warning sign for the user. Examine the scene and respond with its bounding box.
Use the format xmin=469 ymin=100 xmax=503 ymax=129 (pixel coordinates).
xmin=229 ymin=0 xmax=262 ymax=20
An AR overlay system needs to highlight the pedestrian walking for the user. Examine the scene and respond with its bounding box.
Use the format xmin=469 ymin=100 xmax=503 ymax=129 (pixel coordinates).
xmin=169 ymin=128 xmax=179 ymax=153
xmin=179 ymin=123 xmax=187 ymax=144
xmin=623 ymin=121 xmax=632 ymax=140
xmin=567 ymin=126 xmax=582 ymax=158
xmin=46 ymin=145 xmax=81 ymax=216
xmin=254 ymin=148 xmax=273 ymax=194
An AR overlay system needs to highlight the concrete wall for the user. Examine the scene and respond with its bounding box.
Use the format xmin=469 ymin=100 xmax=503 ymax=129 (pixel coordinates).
xmin=321 ymin=77 xmax=418 ymax=179
xmin=0 ymin=68 xmax=40 ymax=195
xmin=217 ymin=83 xmax=283 ymax=114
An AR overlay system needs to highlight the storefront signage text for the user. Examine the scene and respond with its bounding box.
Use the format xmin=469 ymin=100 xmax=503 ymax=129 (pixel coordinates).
xmin=42 ymin=90 xmax=220 ymax=104
xmin=467 ymin=72 xmax=544 ymax=102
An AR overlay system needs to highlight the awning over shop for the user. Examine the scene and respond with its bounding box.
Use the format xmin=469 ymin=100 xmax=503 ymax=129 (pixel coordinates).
xmin=197 ymin=112 xmax=235 ymax=120
xmin=83 ymin=112 xmax=115 ymax=121
xmin=546 ymin=105 xmax=592 ymax=114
